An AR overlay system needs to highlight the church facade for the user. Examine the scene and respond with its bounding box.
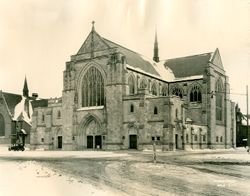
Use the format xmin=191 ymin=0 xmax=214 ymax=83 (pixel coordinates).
xmin=30 ymin=24 xmax=236 ymax=151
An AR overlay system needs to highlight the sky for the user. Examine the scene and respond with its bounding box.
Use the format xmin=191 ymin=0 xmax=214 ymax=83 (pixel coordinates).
xmin=0 ymin=0 xmax=249 ymax=113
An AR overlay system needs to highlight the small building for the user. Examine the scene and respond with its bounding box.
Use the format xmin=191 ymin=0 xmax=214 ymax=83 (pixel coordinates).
xmin=0 ymin=78 xmax=38 ymax=147
xmin=235 ymin=104 xmax=249 ymax=147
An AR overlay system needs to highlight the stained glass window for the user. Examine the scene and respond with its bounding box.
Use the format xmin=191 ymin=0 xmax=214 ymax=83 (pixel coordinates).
xmin=171 ymin=86 xmax=183 ymax=98
xmin=128 ymin=75 xmax=135 ymax=95
xmin=190 ymin=85 xmax=202 ymax=102
xmin=82 ymin=67 xmax=104 ymax=107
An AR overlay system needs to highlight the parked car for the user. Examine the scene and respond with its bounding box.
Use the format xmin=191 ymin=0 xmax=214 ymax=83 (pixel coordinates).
xmin=8 ymin=144 xmax=25 ymax=151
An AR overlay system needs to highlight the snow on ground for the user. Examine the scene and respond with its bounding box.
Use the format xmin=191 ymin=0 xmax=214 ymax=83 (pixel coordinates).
xmin=1 ymin=148 xmax=250 ymax=196
xmin=0 ymin=160 xmax=126 ymax=196
xmin=0 ymin=147 xmax=130 ymax=159
xmin=175 ymin=148 xmax=250 ymax=162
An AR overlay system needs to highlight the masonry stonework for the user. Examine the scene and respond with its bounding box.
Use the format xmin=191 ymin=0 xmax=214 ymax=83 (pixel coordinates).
xmin=30 ymin=25 xmax=236 ymax=151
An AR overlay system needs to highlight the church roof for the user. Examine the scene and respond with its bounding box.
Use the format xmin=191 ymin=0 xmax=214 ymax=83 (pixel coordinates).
xmin=2 ymin=92 xmax=22 ymax=116
xmin=163 ymin=52 xmax=213 ymax=78
xmin=1 ymin=91 xmax=48 ymax=118
xmin=31 ymin=99 xmax=48 ymax=108
xmin=103 ymin=38 xmax=161 ymax=76
xmin=77 ymin=27 xmax=161 ymax=76
xmin=76 ymin=24 xmax=223 ymax=82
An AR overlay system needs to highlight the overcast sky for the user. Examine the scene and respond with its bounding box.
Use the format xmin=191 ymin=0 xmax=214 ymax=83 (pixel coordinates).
xmin=0 ymin=0 xmax=249 ymax=113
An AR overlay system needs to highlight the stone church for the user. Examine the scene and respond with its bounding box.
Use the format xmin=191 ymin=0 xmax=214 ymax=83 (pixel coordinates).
xmin=29 ymin=23 xmax=236 ymax=151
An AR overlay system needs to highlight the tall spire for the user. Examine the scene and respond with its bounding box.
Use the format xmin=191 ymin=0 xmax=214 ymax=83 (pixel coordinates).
xmin=153 ymin=30 xmax=159 ymax=62
xmin=23 ymin=76 xmax=29 ymax=97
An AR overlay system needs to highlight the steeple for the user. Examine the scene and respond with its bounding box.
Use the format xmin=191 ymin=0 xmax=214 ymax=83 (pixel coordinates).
xmin=153 ymin=30 xmax=159 ymax=62
xmin=23 ymin=76 xmax=29 ymax=97
xmin=91 ymin=21 xmax=95 ymax=58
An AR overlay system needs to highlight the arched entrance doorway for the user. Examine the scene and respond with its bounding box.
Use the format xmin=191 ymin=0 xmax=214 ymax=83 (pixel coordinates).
xmin=79 ymin=115 xmax=103 ymax=150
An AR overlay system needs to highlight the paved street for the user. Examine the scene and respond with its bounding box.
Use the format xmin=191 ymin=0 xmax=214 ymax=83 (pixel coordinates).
xmin=0 ymin=148 xmax=250 ymax=196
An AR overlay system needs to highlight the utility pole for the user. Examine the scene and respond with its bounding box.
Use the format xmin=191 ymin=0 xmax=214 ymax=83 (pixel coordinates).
xmin=247 ymin=85 xmax=250 ymax=151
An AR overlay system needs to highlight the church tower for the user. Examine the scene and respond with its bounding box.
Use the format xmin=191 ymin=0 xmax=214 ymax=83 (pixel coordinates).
xmin=23 ymin=76 xmax=29 ymax=97
xmin=153 ymin=30 xmax=159 ymax=62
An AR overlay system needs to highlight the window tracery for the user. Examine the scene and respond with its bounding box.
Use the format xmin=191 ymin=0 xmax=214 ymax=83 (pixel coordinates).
xmin=162 ymin=86 xmax=167 ymax=96
xmin=82 ymin=66 xmax=104 ymax=107
xmin=190 ymin=84 xmax=202 ymax=102
xmin=128 ymin=75 xmax=135 ymax=95
xmin=139 ymin=79 xmax=147 ymax=89
xmin=171 ymin=86 xmax=183 ymax=98
xmin=151 ymin=83 xmax=157 ymax=96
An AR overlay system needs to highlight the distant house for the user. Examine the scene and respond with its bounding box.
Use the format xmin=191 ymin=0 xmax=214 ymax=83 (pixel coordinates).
xmin=0 ymin=78 xmax=41 ymax=147
xmin=235 ymin=104 xmax=249 ymax=147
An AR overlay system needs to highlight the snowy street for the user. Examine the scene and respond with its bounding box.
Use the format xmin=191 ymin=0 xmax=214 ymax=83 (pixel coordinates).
xmin=0 ymin=149 xmax=250 ymax=196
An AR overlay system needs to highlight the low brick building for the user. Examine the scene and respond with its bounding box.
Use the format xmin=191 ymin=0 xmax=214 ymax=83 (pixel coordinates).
xmin=30 ymin=24 xmax=236 ymax=151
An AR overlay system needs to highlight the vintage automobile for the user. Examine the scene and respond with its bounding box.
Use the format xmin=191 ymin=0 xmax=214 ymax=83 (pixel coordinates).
xmin=8 ymin=144 xmax=25 ymax=151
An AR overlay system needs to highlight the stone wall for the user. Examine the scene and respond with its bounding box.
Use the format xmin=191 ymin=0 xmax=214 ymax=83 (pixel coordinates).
xmin=0 ymin=94 xmax=13 ymax=145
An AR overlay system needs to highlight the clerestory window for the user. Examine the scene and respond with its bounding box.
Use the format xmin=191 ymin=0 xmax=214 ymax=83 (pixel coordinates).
xmin=128 ymin=75 xmax=135 ymax=95
xmin=171 ymin=86 xmax=183 ymax=98
xmin=190 ymin=85 xmax=202 ymax=102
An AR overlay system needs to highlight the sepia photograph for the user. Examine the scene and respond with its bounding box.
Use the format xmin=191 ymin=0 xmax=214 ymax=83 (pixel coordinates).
xmin=0 ymin=0 xmax=250 ymax=195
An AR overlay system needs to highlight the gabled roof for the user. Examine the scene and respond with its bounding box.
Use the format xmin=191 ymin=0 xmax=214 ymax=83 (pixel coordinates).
xmin=76 ymin=28 xmax=161 ymax=76
xmin=2 ymin=92 xmax=22 ymax=116
xmin=164 ymin=52 xmax=213 ymax=78
xmin=77 ymin=29 xmax=111 ymax=54
xmin=103 ymin=38 xmax=160 ymax=76
xmin=1 ymin=91 xmax=48 ymax=119
xmin=210 ymin=48 xmax=224 ymax=70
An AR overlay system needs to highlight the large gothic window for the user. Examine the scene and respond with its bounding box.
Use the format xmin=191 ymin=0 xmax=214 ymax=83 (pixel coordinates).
xmin=128 ymin=75 xmax=135 ymax=95
xmin=171 ymin=86 xmax=183 ymax=98
xmin=216 ymin=79 xmax=223 ymax=121
xmin=0 ymin=114 xmax=5 ymax=136
xmin=190 ymin=84 xmax=202 ymax=102
xmin=151 ymin=83 xmax=157 ymax=95
xmin=82 ymin=67 xmax=104 ymax=107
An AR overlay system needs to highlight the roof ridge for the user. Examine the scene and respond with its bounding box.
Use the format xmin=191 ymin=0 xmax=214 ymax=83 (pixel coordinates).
xmin=2 ymin=91 xmax=22 ymax=96
xmin=95 ymin=32 xmax=111 ymax=49
xmin=103 ymin=38 xmax=145 ymax=57
xmin=162 ymin=52 xmax=213 ymax=62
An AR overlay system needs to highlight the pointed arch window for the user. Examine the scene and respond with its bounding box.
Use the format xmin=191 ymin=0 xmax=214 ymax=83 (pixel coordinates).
xmin=162 ymin=86 xmax=167 ymax=96
xmin=0 ymin=114 xmax=5 ymax=136
xmin=82 ymin=66 xmax=104 ymax=107
xmin=128 ymin=75 xmax=135 ymax=95
xmin=151 ymin=83 xmax=157 ymax=96
xmin=139 ymin=79 xmax=147 ymax=89
xmin=171 ymin=86 xmax=183 ymax=98
xmin=216 ymin=79 xmax=223 ymax=121
xmin=190 ymin=85 xmax=202 ymax=102
xmin=154 ymin=107 xmax=158 ymax=114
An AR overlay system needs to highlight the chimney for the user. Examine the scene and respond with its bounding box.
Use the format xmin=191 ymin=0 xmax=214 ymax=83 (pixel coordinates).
xmin=32 ymin=93 xmax=38 ymax=99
